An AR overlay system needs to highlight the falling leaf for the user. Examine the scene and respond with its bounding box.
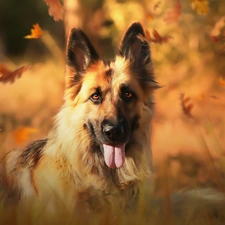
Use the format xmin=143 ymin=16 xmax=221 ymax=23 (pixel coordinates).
xmin=13 ymin=127 xmax=39 ymax=145
xmin=218 ymin=76 xmax=225 ymax=86
xmin=210 ymin=95 xmax=219 ymax=100
xmin=147 ymin=1 xmax=162 ymax=21
xmin=138 ymin=29 xmax=173 ymax=45
xmin=148 ymin=14 xmax=154 ymax=21
xmin=180 ymin=93 xmax=194 ymax=118
xmin=190 ymin=0 xmax=209 ymax=15
xmin=24 ymin=24 xmax=44 ymax=39
xmin=163 ymin=0 xmax=181 ymax=24
xmin=153 ymin=1 xmax=161 ymax=11
xmin=44 ymin=0 xmax=64 ymax=21
xmin=210 ymin=17 xmax=225 ymax=42
xmin=198 ymin=93 xmax=205 ymax=100
xmin=0 ymin=64 xmax=31 ymax=84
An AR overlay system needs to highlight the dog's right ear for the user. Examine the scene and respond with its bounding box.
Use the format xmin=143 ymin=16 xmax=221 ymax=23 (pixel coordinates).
xmin=66 ymin=28 xmax=99 ymax=73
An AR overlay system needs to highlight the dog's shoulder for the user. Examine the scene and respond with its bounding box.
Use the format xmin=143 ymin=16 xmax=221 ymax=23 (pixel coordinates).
xmin=0 ymin=139 xmax=48 ymax=202
xmin=18 ymin=139 xmax=48 ymax=169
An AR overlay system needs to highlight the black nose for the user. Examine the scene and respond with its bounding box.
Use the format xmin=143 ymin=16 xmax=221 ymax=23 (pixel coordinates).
xmin=103 ymin=123 xmax=124 ymax=141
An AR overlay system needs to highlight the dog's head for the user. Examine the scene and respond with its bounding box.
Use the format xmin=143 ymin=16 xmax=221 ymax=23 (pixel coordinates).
xmin=64 ymin=22 xmax=158 ymax=169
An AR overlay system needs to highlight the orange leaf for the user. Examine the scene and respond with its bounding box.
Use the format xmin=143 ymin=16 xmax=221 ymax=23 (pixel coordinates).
xmin=218 ymin=76 xmax=225 ymax=86
xmin=210 ymin=17 xmax=225 ymax=42
xmin=190 ymin=0 xmax=209 ymax=15
xmin=147 ymin=14 xmax=154 ymax=21
xmin=137 ymin=29 xmax=173 ymax=45
xmin=24 ymin=24 xmax=44 ymax=39
xmin=163 ymin=0 xmax=181 ymax=24
xmin=0 ymin=64 xmax=31 ymax=84
xmin=44 ymin=0 xmax=64 ymax=21
xmin=180 ymin=93 xmax=194 ymax=118
xmin=13 ymin=127 xmax=39 ymax=145
xmin=153 ymin=1 xmax=162 ymax=11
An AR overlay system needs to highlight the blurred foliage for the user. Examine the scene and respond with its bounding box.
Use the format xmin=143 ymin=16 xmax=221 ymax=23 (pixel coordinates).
xmin=0 ymin=0 xmax=64 ymax=60
xmin=1 ymin=0 xmax=225 ymax=68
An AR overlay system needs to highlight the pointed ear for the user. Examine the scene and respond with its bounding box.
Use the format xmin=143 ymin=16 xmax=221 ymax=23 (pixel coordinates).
xmin=119 ymin=22 xmax=160 ymax=92
xmin=66 ymin=28 xmax=99 ymax=73
xmin=119 ymin=22 xmax=151 ymax=67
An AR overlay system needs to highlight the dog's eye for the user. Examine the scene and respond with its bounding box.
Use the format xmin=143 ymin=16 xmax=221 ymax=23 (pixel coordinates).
xmin=125 ymin=92 xmax=132 ymax=98
xmin=90 ymin=93 xmax=101 ymax=103
xmin=122 ymin=91 xmax=135 ymax=102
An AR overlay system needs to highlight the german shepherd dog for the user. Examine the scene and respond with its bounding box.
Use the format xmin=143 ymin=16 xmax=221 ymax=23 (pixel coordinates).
xmin=1 ymin=22 xmax=225 ymax=224
xmin=0 ymin=22 xmax=158 ymax=223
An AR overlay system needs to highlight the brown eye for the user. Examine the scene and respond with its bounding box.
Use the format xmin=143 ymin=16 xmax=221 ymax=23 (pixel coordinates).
xmin=125 ymin=92 xmax=132 ymax=98
xmin=90 ymin=93 xmax=102 ymax=103
xmin=92 ymin=93 xmax=99 ymax=100
xmin=121 ymin=90 xmax=135 ymax=102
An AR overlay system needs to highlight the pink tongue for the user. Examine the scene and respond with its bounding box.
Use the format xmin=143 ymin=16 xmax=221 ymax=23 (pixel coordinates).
xmin=103 ymin=144 xmax=125 ymax=168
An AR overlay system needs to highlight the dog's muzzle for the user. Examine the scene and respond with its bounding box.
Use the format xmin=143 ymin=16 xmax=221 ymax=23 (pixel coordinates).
xmin=101 ymin=119 xmax=130 ymax=169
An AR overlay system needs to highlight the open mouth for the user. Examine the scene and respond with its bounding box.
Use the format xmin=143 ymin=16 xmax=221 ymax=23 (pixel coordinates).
xmin=103 ymin=143 xmax=126 ymax=168
xmin=86 ymin=121 xmax=130 ymax=168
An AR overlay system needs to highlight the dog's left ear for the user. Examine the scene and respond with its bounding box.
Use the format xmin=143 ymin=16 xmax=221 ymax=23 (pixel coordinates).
xmin=119 ymin=22 xmax=151 ymax=68
xmin=119 ymin=22 xmax=160 ymax=92
xmin=66 ymin=28 xmax=99 ymax=73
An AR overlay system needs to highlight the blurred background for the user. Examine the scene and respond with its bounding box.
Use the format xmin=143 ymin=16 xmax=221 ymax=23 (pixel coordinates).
xmin=0 ymin=0 xmax=225 ymax=193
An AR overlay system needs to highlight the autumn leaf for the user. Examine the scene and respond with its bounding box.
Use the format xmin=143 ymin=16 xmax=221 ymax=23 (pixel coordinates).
xmin=210 ymin=17 xmax=225 ymax=42
xmin=209 ymin=95 xmax=219 ymax=100
xmin=180 ymin=93 xmax=194 ymax=118
xmin=147 ymin=1 xmax=162 ymax=21
xmin=13 ymin=127 xmax=39 ymax=145
xmin=153 ymin=1 xmax=162 ymax=11
xmin=190 ymin=0 xmax=209 ymax=15
xmin=163 ymin=0 xmax=181 ymax=24
xmin=218 ymin=76 xmax=225 ymax=87
xmin=138 ymin=29 xmax=173 ymax=45
xmin=0 ymin=64 xmax=31 ymax=84
xmin=44 ymin=0 xmax=64 ymax=21
xmin=147 ymin=14 xmax=154 ymax=21
xmin=24 ymin=24 xmax=44 ymax=39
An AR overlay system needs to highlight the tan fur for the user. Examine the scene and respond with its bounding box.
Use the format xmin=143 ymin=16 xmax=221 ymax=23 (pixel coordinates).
xmin=0 ymin=23 xmax=157 ymax=221
xmin=32 ymin=56 xmax=154 ymax=212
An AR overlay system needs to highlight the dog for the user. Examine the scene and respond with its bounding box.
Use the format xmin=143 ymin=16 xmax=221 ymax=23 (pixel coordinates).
xmin=1 ymin=22 xmax=225 ymax=225
xmin=0 ymin=22 xmax=159 ymax=223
